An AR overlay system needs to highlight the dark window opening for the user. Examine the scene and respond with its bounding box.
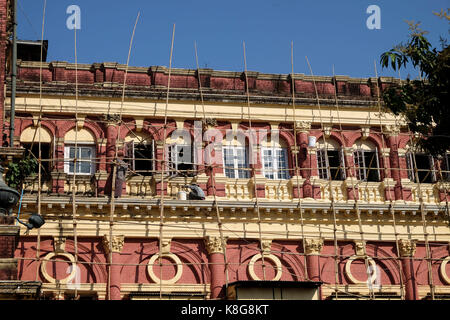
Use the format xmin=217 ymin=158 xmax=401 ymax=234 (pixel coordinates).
xmin=406 ymin=153 xmax=435 ymax=183
xmin=22 ymin=143 xmax=51 ymax=178
xmin=354 ymin=149 xmax=380 ymax=182
xmin=125 ymin=141 xmax=154 ymax=176
xmin=168 ymin=144 xmax=196 ymax=177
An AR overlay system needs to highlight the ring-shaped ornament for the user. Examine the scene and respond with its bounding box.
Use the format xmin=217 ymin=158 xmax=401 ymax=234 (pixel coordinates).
xmin=248 ymin=253 xmax=283 ymax=281
xmin=40 ymin=252 xmax=77 ymax=284
xmin=345 ymin=255 xmax=378 ymax=284
xmin=439 ymin=256 xmax=450 ymax=285
xmin=147 ymin=253 xmax=183 ymax=284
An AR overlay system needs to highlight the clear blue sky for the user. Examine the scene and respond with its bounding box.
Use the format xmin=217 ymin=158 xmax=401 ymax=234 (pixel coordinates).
xmin=17 ymin=0 xmax=449 ymax=78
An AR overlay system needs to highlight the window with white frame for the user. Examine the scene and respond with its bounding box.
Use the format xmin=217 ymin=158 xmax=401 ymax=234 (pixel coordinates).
xmin=223 ymin=146 xmax=250 ymax=179
xmin=125 ymin=140 xmax=154 ymax=176
xmin=168 ymin=144 xmax=196 ymax=176
xmin=64 ymin=145 xmax=96 ymax=175
xmin=353 ymin=140 xmax=380 ymax=182
xmin=316 ymin=138 xmax=346 ymax=181
xmin=405 ymin=152 xmax=436 ymax=183
xmin=262 ymin=147 xmax=290 ymax=180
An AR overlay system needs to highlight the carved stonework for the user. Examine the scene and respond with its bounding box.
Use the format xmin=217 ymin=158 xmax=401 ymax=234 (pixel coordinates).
xmin=384 ymin=124 xmax=401 ymax=137
xmin=205 ymin=236 xmax=227 ymax=255
xmin=261 ymin=239 xmax=272 ymax=253
xmin=160 ymin=238 xmax=172 ymax=254
xmin=102 ymin=234 xmax=125 ymax=254
xmin=323 ymin=125 xmax=332 ymax=138
xmin=399 ymin=239 xmax=417 ymax=257
xmin=354 ymin=241 xmax=366 ymax=256
xmin=361 ymin=126 xmax=370 ymax=140
xmin=304 ymin=238 xmax=324 ymax=255
xmin=53 ymin=237 xmax=66 ymax=253
xmin=295 ymin=121 xmax=311 ymax=133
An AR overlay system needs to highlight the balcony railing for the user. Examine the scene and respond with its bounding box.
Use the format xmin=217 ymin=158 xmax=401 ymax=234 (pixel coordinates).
xmin=18 ymin=171 xmax=447 ymax=204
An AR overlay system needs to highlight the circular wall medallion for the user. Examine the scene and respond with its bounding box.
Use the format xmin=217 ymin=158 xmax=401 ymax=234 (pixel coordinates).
xmin=345 ymin=255 xmax=378 ymax=284
xmin=440 ymin=256 xmax=450 ymax=285
xmin=147 ymin=253 xmax=183 ymax=284
xmin=40 ymin=252 xmax=77 ymax=284
xmin=248 ymin=253 xmax=282 ymax=281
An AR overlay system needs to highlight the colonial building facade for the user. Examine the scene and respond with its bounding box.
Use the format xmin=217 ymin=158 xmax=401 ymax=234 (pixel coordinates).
xmin=0 ymin=0 xmax=449 ymax=301
xmin=0 ymin=59 xmax=447 ymax=300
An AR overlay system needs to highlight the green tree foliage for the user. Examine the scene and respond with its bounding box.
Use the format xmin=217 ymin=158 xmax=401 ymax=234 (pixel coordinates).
xmin=5 ymin=154 xmax=37 ymax=190
xmin=380 ymin=15 xmax=449 ymax=156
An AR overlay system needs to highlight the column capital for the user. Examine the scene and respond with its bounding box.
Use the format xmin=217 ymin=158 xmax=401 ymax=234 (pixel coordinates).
xmin=384 ymin=124 xmax=401 ymax=137
xmin=205 ymin=235 xmax=227 ymax=255
xmin=295 ymin=121 xmax=311 ymax=133
xmin=399 ymin=239 xmax=417 ymax=257
xmin=304 ymin=238 xmax=324 ymax=255
xmin=353 ymin=240 xmax=366 ymax=256
xmin=53 ymin=236 xmax=66 ymax=253
xmin=260 ymin=239 xmax=272 ymax=253
xmin=102 ymin=234 xmax=125 ymax=254
xmin=159 ymin=238 xmax=172 ymax=254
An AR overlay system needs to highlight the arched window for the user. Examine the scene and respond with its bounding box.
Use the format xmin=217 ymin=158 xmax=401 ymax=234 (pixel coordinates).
xmin=124 ymin=131 xmax=154 ymax=176
xmin=261 ymin=136 xmax=290 ymax=180
xmin=405 ymin=144 xmax=436 ymax=183
xmin=166 ymin=133 xmax=196 ymax=177
xmin=222 ymin=135 xmax=250 ymax=179
xmin=353 ymin=139 xmax=380 ymax=182
xmin=64 ymin=128 xmax=96 ymax=175
xmin=316 ymin=138 xmax=345 ymax=181
xmin=20 ymin=126 xmax=53 ymax=176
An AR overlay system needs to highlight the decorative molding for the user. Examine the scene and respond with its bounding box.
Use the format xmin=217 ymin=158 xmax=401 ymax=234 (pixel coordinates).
xmin=440 ymin=256 xmax=450 ymax=285
xmin=102 ymin=234 xmax=125 ymax=254
xmin=354 ymin=241 xmax=366 ymax=256
xmin=295 ymin=121 xmax=311 ymax=133
xmin=384 ymin=124 xmax=401 ymax=137
xmin=304 ymin=238 xmax=324 ymax=255
xmin=361 ymin=126 xmax=370 ymax=140
xmin=205 ymin=236 xmax=227 ymax=255
xmin=53 ymin=237 xmax=66 ymax=253
xmin=160 ymin=238 xmax=172 ymax=254
xmin=248 ymin=253 xmax=282 ymax=281
xmin=134 ymin=117 xmax=145 ymax=132
xmin=398 ymin=239 xmax=417 ymax=257
xmin=344 ymin=256 xmax=378 ymax=285
xmin=76 ymin=115 xmax=86 ymax=130
xmin=147 ymin=253 xmax=183 ymax=285
xmin=323 ymin=125 xmax=332 ymax=138
xmin=261 ymin=239 xmax=272 ymax=253
xmin=40 ymin=252 xmax=77 ymax=285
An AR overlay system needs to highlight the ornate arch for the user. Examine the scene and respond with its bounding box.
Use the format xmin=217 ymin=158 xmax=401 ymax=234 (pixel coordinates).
xmin=331 ymin=242 xmax=401 ymax=285
xmin=121 ymin=240 xmax=210 ymax=284
xmin=228 ymin=241 xmax=306 ymax=282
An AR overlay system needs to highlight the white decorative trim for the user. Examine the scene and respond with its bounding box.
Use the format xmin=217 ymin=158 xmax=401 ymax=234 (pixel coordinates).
xmin=344 ymin=255 xmax=377 ymax=285
xmin=440 ymin=256 xmax=450 ymax=285
xmin=147 ymin=253 xmax=183 ymax=285
xmin=40 ymin=252 xmax=77 ymax=284
xmin=248 ymin=253 xmax=282 ymax=281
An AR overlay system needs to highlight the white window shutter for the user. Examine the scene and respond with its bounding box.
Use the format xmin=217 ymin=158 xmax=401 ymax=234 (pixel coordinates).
xmin=340 ymin=148 xmax=346 ymax=180
xmin=374 ymin=147 xmax=381 ymax=181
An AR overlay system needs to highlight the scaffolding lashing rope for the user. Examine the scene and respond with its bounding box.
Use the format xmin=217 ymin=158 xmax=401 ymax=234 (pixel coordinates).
xmin=242 ymin=41 xmax=268 ymax=281
xmin=373 ymin=63 xmax=405 ymax=299
xmin=306 ymin=56 xmax=374 ymax=299
xmin=156 ymin=23 xmax=175 ymax=300
xmin=34 ymin=0 xmax=47 ymax=284
xmin=106 ymin=12 xmax=140 ymax=300
xmin=70 ymin=21 xmax=80 ymax=300
xmin=194 ymin=42 xmax=230 ymax=299
xmin=290 ymin=42 xmax=310 ymax=282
